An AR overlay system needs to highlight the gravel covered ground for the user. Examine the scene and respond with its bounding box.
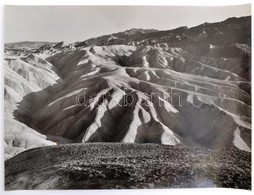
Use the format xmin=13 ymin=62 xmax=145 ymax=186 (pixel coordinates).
xmin=5 ymin=143 xmax=251 ymax=190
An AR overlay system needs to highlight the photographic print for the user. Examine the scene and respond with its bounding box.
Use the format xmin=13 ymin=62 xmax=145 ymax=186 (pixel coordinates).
xmin=4 ymin=5 xmax=251 ymax=190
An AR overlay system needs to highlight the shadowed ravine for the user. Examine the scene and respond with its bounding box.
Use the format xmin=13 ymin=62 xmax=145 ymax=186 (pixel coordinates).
xmin=11 ymin=44 xmax=251 ymax=149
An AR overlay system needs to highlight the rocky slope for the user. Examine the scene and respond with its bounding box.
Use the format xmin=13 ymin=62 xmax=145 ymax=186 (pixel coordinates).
xmin=4 ymin=16 xmax=251 ymax=161
xmin=5 ymin=143 xmax=251 ymax=189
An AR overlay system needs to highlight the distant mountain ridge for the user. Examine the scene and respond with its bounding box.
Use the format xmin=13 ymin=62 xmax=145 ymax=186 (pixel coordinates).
xmin=5 ymin=41 xmax=57 ymax=49
xmin=5 ymin=16 xmax=251 ymax=59
xmin=75 ymin=16 xmax=251 ymax=54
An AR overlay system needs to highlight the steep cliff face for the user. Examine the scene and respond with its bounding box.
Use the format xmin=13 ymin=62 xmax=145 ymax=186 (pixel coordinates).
xmin=4 ymin=16 xmax=251 ymax=160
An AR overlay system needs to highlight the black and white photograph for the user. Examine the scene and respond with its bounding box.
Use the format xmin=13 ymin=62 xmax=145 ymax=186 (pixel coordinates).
xmin=3 ymin=3 xmax=251 ymax=190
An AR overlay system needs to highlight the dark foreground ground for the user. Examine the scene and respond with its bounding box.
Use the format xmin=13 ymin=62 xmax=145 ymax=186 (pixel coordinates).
xmin=5 ymin=143 xmax=251 ymax=190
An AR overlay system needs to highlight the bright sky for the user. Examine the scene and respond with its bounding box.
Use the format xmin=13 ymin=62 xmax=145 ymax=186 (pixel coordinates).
xmin=5 ymin=5 xmax=251 ymax=43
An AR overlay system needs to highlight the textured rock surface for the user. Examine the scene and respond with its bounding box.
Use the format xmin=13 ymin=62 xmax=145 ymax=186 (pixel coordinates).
xmin=5 ymin=143 xmax=251 ymax=190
